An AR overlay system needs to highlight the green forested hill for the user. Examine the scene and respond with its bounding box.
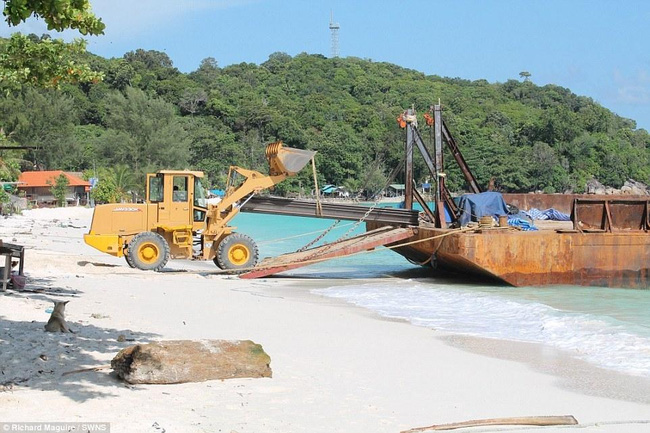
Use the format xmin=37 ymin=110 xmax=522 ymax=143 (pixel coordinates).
xmin=2 ymin=46 xmax=649 ymax=196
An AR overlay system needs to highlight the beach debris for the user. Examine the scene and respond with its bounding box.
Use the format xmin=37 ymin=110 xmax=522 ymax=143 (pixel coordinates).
xmin=62 ymin=365 xmax=111 ymax=377
xmin=111 ymin=340 xmax=272 ymax=384
xmin=150 ymin=422 xmax=166 ymax=433
xmin=44 ymin=301 xmax=74 ymax=333
xmin=1 ymin=377 xmax=29 ymax=391
xmin=39 ymin=354 xmax=48 ymax=361
xmin=90 ymin=313 xmax=110 ymax=319
xmin=77 ymin=260 xmax=119 ymax=268
xmin=402 ymin=415 xmax=578 ymax=432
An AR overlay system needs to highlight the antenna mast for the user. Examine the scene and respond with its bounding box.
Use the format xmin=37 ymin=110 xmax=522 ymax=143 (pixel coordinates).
xmin=329 ymin=11 xmax=340 ymax=58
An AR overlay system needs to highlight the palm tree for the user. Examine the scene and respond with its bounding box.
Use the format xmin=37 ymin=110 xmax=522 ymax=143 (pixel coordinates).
xmin=109 ymin=164 xmax=138 ymax=202
xmin=0 ymin=129 xmax=22 ymax=183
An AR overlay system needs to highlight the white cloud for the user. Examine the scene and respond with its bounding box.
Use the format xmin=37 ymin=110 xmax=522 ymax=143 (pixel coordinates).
xmin=0 ymin=17 xmax=49 ymax=38
xmin=94 ymin=0 xmax=258 ymax=37
xmin=613 ymin=69 xmax=650 ymax=105
xmin=0 ymin=0 xmax=258 ymax=40
xmin=616 ymin=86 xmax=650 ymax=105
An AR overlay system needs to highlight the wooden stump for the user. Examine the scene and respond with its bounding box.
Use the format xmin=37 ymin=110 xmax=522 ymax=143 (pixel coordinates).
xmin=111 ymin=340 xmax=272 ymax=384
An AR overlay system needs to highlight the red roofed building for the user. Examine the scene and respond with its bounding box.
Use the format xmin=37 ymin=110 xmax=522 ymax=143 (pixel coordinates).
xmin=17 ymin=171 xmax=90 ymax=205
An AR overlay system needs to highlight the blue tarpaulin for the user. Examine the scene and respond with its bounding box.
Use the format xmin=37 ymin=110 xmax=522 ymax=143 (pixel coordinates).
xmin=525 ymin=207 xmax=571 ymax=221
xmin=508 ymin=217 xmax=538 ymax=231
xmin=209 ymin=189 xmax=225 ymax=197
xmin=457 ymin=192 xmax=509 ymax=226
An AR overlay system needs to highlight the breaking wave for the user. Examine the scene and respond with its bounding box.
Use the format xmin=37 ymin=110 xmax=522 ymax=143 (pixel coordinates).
xmin=314 ymin=281 xmax=650 ymax=377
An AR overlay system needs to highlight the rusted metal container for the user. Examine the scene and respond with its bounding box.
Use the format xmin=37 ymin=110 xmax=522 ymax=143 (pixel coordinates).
xmin=502 ymin=193 xmax=649 ymax=215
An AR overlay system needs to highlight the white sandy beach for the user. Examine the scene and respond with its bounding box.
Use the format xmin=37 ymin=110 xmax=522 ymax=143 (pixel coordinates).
xmin=1 ymin=207 xmax=649 ymax=432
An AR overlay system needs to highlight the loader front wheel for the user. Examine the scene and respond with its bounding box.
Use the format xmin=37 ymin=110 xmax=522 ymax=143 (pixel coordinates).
xmin=128 ymin=232 xmax=170 ymax=271
xmin=214 ymin=233 xmax=258 ymax=271
xmin=124 ymin=252 xmax=136 ymax=268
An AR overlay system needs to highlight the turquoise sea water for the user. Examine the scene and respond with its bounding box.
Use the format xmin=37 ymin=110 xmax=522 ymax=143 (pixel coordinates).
xmin=233 ymin=211 xmax=650 ymax=378
xmin=234 ymin=211 xmax=414 ymax=277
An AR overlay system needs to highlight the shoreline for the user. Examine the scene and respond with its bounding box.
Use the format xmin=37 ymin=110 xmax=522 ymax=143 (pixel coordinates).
xmin=1 ymin=208 xmax=649 ymax=432
xmin=274 ymin=278 xmax=650 ymax=405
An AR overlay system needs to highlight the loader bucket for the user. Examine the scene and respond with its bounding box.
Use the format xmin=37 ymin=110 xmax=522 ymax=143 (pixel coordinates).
xmin=266 ymin=141 xmax=316 ymax=176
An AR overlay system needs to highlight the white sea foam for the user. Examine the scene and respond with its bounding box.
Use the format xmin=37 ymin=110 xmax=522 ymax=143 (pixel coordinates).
xmin=314 ymin=281 xmax=650 ymax=377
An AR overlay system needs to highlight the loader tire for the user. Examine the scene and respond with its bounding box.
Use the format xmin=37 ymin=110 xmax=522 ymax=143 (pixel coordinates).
xmin=124 ymin=252 xmax=136 ymax=268
xmin=214 ymin=233 xmax=258 ymax=271
xmin=127 ymin=232 xmax=170 ymax=271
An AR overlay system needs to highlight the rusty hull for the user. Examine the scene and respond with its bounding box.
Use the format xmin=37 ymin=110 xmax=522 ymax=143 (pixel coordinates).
xmin=367 ymin=221 xmax=650 ymax=288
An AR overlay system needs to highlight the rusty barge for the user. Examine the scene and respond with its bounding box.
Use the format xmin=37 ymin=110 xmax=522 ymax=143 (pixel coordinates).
xmin=368 ymin=202 xmax=650 ymax=288
xmin=242 ymin=104 xmax=650 ymax=289
xmin=378 ymin=105 xmax=650 ymax=288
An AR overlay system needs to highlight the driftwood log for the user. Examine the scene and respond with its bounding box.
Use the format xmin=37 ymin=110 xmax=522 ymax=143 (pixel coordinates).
xmin=401 ymin=415 xmax=578 ymax=432
xmin=111 ymin=340 xmax=272 ymax=384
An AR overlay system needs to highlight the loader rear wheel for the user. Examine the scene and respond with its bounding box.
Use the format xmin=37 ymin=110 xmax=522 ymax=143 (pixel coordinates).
xmin=128 ymin=232 xmax=170 ymax=271
xmin=214 ymin=233 xmax=258 ymax=271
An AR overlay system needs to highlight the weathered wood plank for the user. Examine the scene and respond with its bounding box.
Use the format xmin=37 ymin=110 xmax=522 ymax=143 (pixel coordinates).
xmin=402 ymin=415 xmax=578 ymax=432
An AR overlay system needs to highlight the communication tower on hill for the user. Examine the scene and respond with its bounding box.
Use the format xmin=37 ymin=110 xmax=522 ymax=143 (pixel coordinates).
xmin=329 ymin=11 xmax=340 ymax=58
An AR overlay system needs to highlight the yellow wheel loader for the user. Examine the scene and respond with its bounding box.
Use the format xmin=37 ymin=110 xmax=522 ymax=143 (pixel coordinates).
xmin=84 ymin=141 xmax=315 ymax=271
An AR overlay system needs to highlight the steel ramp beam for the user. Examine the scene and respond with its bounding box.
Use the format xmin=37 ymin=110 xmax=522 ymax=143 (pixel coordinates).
xmin=240 ymin=196 xmax=420 ymax=226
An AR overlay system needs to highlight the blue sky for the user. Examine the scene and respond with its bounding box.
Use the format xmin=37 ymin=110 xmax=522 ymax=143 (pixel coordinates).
xmin=2 ymin=0 xmax=650 ymax=130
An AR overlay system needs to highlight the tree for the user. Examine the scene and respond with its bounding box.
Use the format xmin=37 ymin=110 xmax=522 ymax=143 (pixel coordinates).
xmin=3 ymin=0 xmax=104 ymax=35
xmin=0 ymin=87 xmax=79 ymax=169
xmin=1 ymin=49 xmax=649 ymax=196
xmin=0 ymin=187 xmax=9 ymax=205
xmin=90 ymin=164 xmax=137 ymax=203
xmin=358 ymin=162 xmax=388 ymax=199
xmin=0 ymin=34 xmax=103 ymax=89
xmin=529 ymin=141 xmax=564 ymax=192
xmin=109 ymin=163 xmax=138 ymax=200
xmin=90 ymin=175 xmax=118 ymax=204
xmin=104 ymin=59 xmax=138 ymax=91
xmin=262 ymin=52 xmax=292 ymax=74
xmin=519 ymin=71 xmax=531 ymax=82
xmin=189 ymin=57 xmax=219 ymax=86
xmin=0 ymin=128 xmax=22 ymax=181
xmin=179 ymin=88 xmax=207 ymax=115
xmin=124 ymin=49 xmax=174 ymax=70
xmin=1 ymin=0 xmax=104 ymax=88
xmin=49 ymin=173 xmax=69 ymax=206
xmin=99 ymin=87 xmax=190 ymax=174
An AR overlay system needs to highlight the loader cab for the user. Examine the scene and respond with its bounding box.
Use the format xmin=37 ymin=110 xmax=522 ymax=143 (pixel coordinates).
xmin=146 ymin=170 xmax=207 ymax=230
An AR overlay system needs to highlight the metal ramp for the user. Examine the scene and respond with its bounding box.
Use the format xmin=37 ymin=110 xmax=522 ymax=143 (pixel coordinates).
xmin=240 ymin=226 xmax=416 ymax=279
xmin=241 ymin=196 xmax=420 ymax=226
